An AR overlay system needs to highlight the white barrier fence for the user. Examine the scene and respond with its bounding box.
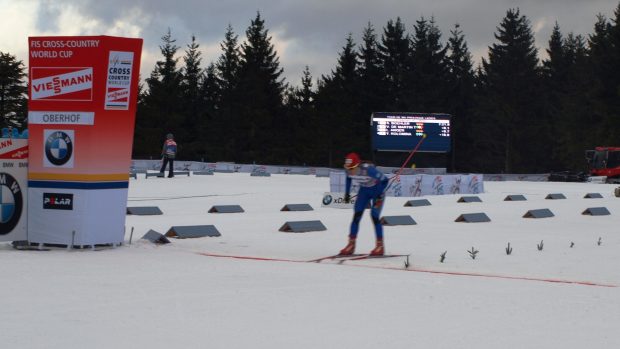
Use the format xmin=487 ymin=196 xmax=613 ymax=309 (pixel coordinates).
xmin=130 ymin=160 xmax=448 ymax=177
xmin=130 ymin=160 xmax=551 ymax=197
xmin=131 ymin=160 xmax=332 ymax=176
xmin=329 ymin=172 xmax=485 ymax=197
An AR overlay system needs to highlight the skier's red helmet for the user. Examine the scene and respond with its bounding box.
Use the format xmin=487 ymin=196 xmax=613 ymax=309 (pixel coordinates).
xmin=344 ymin=152 xmax=361 ymax=170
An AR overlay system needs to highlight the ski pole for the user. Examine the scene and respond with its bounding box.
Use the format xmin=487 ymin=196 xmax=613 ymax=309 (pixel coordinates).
xmin=385 ymin=133 xmax=427 ymax=192
xmin=347 ymin=134 xmax=426 ymax=200
xmin=348 ymin=134 xmax=427 ymax=200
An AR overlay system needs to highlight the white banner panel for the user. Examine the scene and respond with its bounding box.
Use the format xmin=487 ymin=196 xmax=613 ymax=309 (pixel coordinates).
xmin=329 ymin=172 xmax=484 ymax=197
xmin=28 ymin=111 xmax=95 ymax=125
xmin=27 ymin=188 xmax=127 ymax=245
xmin=0 ymin=138 xmax=28 ymax=241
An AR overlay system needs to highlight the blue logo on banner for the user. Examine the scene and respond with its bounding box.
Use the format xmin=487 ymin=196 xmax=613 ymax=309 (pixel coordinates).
xmin=322 ymin=194 xmax=333 ymax=205
xmin=0 ymin=173 xmax=23 ymax=235
xmin=45 ymin=131 xmax=73 ymax=166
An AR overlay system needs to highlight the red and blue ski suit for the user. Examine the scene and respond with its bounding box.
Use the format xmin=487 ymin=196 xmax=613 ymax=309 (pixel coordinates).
xmin=345 ymin=163 xmax=389 ymax=240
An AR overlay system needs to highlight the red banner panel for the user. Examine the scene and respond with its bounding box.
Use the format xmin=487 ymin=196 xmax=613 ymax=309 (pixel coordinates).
xmin=28 ymin=36 xmax=142 ymax=245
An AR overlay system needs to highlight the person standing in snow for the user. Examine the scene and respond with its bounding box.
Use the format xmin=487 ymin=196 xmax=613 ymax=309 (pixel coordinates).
xmin=339 ymin=152 xmax=389 ymax=256
xmin=159 ymin=133 xmax=177 ymax=178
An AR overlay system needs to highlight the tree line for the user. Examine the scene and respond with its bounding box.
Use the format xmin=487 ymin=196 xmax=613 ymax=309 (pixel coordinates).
xmin=1 ymin=4 xmax=619 ymax=173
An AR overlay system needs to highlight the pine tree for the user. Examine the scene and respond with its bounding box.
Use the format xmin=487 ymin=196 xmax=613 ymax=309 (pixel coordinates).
xmin=554 ymin=33 xmax=593 ymax=170
xmin=474 ymin=8 xmax=544 ymax=173
xmin=234 ymin=12 xmax=286 ymax=163
xmin=199 ymin=63 xmax=221 ymax=162
xmin=408 ymin=17 xmax=449 ymax=111
xmin=359 ymin=22 xmax=387 ymax=126
xmin=315 ymin=34 xmax=361 ymax=166
xmin=135 ymin=29 xmax=184 ymax=158
xmin=542 ymin=23 xmax=566 ymax=83
xmin=334 ymin=33 xmax=362 ymax=151
xmin=202 ymin=63 xmax=221 ymax=110
xmin=182 ymin=35 xmax=203 ymax=106
xmin=286 ymin=66 xmax=315 ymax=110
xmin=0 ymin=52 xmax=27 ymax=129
xmin=541 ymin=23 xmax=567 ymax=171
xmin=217 ymin=24 xmax=241 ymax=97
xmin=180 ymin=35 xmax=204 ymax=158
xmin=285 ymin=66 xmax=319 ymax=164
xmin=588 ymin=5 xmax=620 ymax=147
xmin=540 ymin=23 xmax=595 ymax=172
xmin=297 ymin=66 xmax=315 ymax=108
xmin=332 ymin=34 xmax=359 ymax=85
xmin=378 ymin=18 xmax=410 ymax=110
xmin=605 ymin=3 xmax=620 ymax=145
xmin=211 ymin=24 xmax=241 ymax=161
xmin=445 ymin=24 xmax=475 ymax=172
xmin=588 ymin=14 xmax=613 ymax=96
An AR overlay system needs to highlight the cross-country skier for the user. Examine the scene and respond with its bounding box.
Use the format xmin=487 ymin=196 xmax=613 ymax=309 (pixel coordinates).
xmin=339 ymin=152 xmax=389 ymax=256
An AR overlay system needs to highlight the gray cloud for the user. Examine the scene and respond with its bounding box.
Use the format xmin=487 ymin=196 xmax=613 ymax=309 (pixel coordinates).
xmin=34 ymin=0 xmax=62 ymax=32
xmin=33 ymin=0 xmax=619 ymax=85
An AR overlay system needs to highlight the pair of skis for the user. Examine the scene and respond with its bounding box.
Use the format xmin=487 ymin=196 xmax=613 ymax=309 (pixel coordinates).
xmin=309 ymin=253 xmax=410 ymax=265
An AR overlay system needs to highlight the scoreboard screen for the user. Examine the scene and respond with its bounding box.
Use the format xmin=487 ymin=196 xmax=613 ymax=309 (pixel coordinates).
xmin=371 ymin=112 xmax=451 ymax=152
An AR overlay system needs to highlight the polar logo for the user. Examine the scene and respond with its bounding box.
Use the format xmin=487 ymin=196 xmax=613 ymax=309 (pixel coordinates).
xmin=44 ymin=130 xmax=74 ymax=167
xmin=43 ymin=193 xmax=73 ymax=210
xmin=0 ymin=173 xmax=23 ymax=235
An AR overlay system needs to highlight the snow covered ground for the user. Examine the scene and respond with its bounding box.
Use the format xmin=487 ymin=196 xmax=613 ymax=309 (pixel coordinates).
xmin=1 ymin=173 xmax=619 ymax=348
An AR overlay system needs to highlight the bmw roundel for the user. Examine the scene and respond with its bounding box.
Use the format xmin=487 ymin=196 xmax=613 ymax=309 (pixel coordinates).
xmin=44 ymin=130 xmax=74 ymax=167
xmin=322 ymin=194 xmax=333 ymax=205
xmin=0 ymin=173 xmax=23 ymax=235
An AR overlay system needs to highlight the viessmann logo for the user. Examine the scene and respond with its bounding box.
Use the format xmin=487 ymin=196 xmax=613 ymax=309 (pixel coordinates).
xmin=31 ymin=67 xmax=93 ymax=101
xmin=43 ymin=193 xmax=73 ymax=210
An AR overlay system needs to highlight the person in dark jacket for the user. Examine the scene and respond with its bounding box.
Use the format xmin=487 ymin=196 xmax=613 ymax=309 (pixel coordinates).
xmin=159 ymin=133 xmax=177 ymax=178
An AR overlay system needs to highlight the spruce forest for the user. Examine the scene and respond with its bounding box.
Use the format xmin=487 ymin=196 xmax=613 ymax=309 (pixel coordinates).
xmin=2 ymin=5 xmax=619 ymax=173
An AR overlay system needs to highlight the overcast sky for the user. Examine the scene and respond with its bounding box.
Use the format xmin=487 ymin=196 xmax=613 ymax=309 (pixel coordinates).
xmin=1 ymin=0 xmax=618 ymax=86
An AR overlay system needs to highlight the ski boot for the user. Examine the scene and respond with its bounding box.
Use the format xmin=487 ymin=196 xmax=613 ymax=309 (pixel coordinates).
xmin=339 ymin=237 xmax=356 ymax=255
xmin=369 ymin=239 xmax=384 ymax=256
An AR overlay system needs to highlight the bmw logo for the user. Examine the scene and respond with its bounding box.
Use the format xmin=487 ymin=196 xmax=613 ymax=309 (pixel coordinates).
xmin=322 ymin=194 xmax=333 ymax=205
xmin=0 ymin=173 xmax=23 ymax=235
xmin=45 ymin=130 xmax=73 ymax=166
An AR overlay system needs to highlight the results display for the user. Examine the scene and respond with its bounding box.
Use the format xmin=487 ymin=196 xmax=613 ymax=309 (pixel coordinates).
xmin=371 ymin=112 xmax=451 ymax=152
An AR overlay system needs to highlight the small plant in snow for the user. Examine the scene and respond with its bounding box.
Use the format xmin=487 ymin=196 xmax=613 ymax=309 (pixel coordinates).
xmin=505 ymin=242 xmax=513 ymax=255
xmin=439 ymin=251 xmax=447 ymax=263
xmin=537 ymin=240 xmax=544 ymax=251
xmin=597 ymin=237 xmax=602 ymax=246
xmin=468 ymin=247 xmax=479 ymax=259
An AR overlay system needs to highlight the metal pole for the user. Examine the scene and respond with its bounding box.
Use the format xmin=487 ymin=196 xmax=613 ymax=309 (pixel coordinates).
xmin=384 ymin=134 xmax=427 ymax=192
xmin=67 ymin=230 xmax=75 ymax=251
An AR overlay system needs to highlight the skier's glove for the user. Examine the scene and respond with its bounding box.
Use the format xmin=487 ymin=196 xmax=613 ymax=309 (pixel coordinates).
xmin=344 ymin=194 xmax=351 ymax=203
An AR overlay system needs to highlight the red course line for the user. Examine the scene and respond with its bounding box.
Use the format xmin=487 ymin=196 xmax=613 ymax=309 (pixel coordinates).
xmin=197 ymin=252 xmax=617 ymax=288
xmin=197 ymin=252 xmax=304 ymax=263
